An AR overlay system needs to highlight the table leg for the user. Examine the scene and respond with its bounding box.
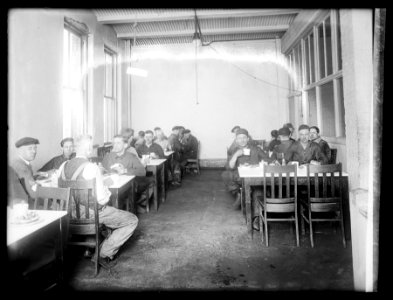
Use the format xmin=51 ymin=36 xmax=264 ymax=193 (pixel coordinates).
xmin=153 ymin=168 xmax=158 ymax=211
xmin=56 ymin=218 xmax=64 ymax=285
xmin=129 ymin=179 xmax=135 ymax=214
xmin=161 ymin=164 xmax=166 ymax=204
xmin=245 ymin=182 xmax=253 ymax=238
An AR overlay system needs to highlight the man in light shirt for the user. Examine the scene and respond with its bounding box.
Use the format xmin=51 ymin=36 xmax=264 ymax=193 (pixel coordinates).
xmin=57 ymin=134 xmax=138 ymax=269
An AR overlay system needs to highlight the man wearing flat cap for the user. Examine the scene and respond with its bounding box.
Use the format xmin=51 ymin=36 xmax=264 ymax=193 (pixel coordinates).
xmin=11 ymin=137 xmax=40 ymax=198
xmin=168 ymin=126 xmax=183 ymax=185
xmin=270 ymin=127 xmax=296 ymax=163
xmin=221 ymin=128 xmax=269 ymax=209
xmin=179 ymin=129 xmax=199 ymax=170
xmin=38 ymin=137 xmax=75 ymax=173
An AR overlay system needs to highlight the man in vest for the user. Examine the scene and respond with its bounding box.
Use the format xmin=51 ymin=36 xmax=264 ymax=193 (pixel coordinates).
xmin=57 ymin=134 xmax=138 ymax=270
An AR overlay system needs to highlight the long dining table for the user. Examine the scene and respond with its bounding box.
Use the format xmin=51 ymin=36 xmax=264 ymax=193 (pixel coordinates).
xmin=37 ymin=174 xmax=136 ymax=213
xmin=238 ymin=164 xmax=350 ymax=239
xmin=7 ymin=208 xmax=68 ymax=288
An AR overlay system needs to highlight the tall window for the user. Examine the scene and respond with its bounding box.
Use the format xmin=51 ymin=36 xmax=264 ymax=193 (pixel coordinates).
xmin=63 ymin=25 xmax=87 ymax=138
xmin=103 ymin=47 xmax=117 ymax=142
xmin=286 ymin=10 xmax=345 ymax=138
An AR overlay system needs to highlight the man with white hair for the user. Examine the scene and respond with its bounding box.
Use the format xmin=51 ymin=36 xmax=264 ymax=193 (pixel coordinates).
xmin=57 ymin=134 xmax=138 ymax=270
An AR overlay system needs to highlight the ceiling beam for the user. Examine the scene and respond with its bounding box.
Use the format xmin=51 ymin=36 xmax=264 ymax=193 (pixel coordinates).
xmin=96 ymin=9 xmax=300 ymax=24
xmin=116 ymin=24 xmax=289 ymax=39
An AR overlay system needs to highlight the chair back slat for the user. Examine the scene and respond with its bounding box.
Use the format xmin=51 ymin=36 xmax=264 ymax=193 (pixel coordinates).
xmin=33 ymin=186 xmax=71 ymax=211
xmin=278 ymin=173 xmax=282 ymax=199
xmin=306 ymin=163 xmax=342 ymax=207
xmin=270 ymin=174 xmax=275 ymax=198
xmin=264 ymin=164 xmax=297 ymax=201
xmin=286 ymin=175 xmax=290 ymax=199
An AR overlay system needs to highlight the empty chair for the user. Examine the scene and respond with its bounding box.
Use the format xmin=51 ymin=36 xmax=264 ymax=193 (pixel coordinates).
xmin=299 ymin=163 xmax=346 ymax=248
xmin=184 ymin=141 xmax=200 ymax=175
xmin=256 ymin=164 xmax=299 ymax=247
xmin=58 ymin=178 xmax=103 ymax=276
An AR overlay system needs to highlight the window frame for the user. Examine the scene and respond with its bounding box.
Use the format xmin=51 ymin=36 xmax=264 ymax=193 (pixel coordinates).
xmin=62 ymin=23 xmax=88 ymax=138
xmin=285 ymin=9 xmax=345 ymax=138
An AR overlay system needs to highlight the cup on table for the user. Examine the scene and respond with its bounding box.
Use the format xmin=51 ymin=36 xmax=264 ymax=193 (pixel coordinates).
xmin=13 ymin=202 xmax=28 ymax=218
xmin=142 ymin=155 xmax=150 ymax=164
xmin=243 ymin=148 xmax=251 ymax=156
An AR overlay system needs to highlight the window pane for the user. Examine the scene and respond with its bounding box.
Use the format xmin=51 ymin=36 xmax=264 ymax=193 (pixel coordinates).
xmin=337 ymin=77 xmax=346 ymax=136
xmin=310 ymin=32 xmax=315 ymax=83
xmin=320 ymin=81 xmax=336 ymax=137
xmin=70 ymin=33 xmax=82 ymax=89
xmin=318 ymin=23 xmax=325 ymax=79
xmin=308 ymin=88 xmax=317 ymax=126
xmin=288 ymin=96 xmax=295 ymax=126
xmin=304 ymin=38 xmax=310 ymax=85
xmin=63 ymin=29 xmax=69 ymax=87
xmin=105 ymin=51 xmax=113 ymax=97
xmin=325 ymin=17 xmax=333 ymax=76
xmin=296 ymin=43 xmax=302 ymax=89
xmin=336 ymin=12 xmax=342 ymax=70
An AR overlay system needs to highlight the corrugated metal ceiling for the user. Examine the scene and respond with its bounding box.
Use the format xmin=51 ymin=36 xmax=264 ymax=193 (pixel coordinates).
xmin=94 ymin=9 xmax=299 ymax=46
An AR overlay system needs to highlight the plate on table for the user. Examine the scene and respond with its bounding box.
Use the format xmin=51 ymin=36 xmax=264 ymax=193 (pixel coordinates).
xmin=10 ymin=211 xmax=40 ymax=225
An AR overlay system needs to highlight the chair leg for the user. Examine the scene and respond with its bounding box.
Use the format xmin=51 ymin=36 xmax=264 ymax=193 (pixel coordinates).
xmin=295 ymin=212 xmax=300 ymax=247
xmin=259 ymin=205 xmax=264 ymax=243
xmin=339 ymin=211 xmax=347 ymax=248
xmin=300 ymin=206 xmax=306 ymax=235
xmin=308 ymin=209 xmax=314 ymax=248
xmin=95 ymin=233 xmax=100 ymax=276
xmin=264 ymin=211 xmax=269 ymax=247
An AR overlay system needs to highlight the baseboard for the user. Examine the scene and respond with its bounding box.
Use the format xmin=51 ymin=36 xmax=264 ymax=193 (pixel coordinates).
xmin=199 ymin=158 xmax=227 ymax=168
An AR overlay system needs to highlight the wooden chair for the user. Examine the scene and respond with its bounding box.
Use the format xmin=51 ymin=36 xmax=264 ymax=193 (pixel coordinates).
xmin=184 ymin=141 xmax=200 ymax=175
xmin=330 ymin=148 xmax=338 ymax=164
xmin=299 ymin=163 xmax=346 ymax=248
xmin=257 ymin=164 xmax=299 ymax=247
xmin=89 ymin=156 xmax=103 ymax=164
xmin=97 ymin=144 xmax=113 ymax=160
xmin=25 ymin=186 xmax=71 ymax=290
xmin=58 ymin=178 xmax=103 ymax=276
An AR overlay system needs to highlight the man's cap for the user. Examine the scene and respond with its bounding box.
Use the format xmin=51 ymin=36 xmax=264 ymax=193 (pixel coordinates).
xmin=60 ymin=137 xmax=74 ymax=147
xmin=283 ymin=123 xmax=294 ymax=129
xmin=298 ymin=124 xmax=310 ymax=131
xmin=236 ymin=128 xmax=249 ymax=137
xmin=15 ymin=137 xmax=39 ymax=148
xmin=271 ymin=130 xmax=279 ymax=138
xmin=231 ymin=125 xmax=240 ymax=133
xmin=278 ymin=127 xmax=290 ymax=136
xmin=183 ymin=129 xmax=191 ymax=134
xmin=172 ymin=126 xmax=179 ymax=131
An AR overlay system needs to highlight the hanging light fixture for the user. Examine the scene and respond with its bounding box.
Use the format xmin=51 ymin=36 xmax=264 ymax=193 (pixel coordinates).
xmin=193 ymin=9 xmax=200 ymax=105
xmin=128 ymin=22 xmax=148 ymax=78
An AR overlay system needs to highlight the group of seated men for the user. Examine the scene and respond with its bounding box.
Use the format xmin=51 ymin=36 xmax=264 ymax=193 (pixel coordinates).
xmin=8 ymin=126 xmax=199 ymax=270
xmin=222 ymin=123 xmax=332 ymax=209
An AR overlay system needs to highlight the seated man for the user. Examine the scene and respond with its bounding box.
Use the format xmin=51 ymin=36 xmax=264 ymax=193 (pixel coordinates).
xmin=8 ymin=165 xmax=29 ymax=206
xmin=270 ymin=127 xmax=296 ymax=164
xmin=309 ymin=126 xmax=332 ymax=163
xmin=179 ymin=129 xmax=198 ymax=170
xmin=38 ymin=137 xmax=75 ymax=173
xmin=168 ymin=126 xmax=182 ymax=185
xmin=11 ymin=137 xmax=40 ymax=199
xmin=227 ymin=125 xmax=240 ymax=157
xmin=102 ymin=135 xmax=153 ymax=212
xmin=120 ymin=127 xmax=135 ymax=146
xmin=287 ymin=124 xmax=329 ymax=165
xmin=57 ymin=134 xmax=138 ymax=269
xmin=132 ymin=131 xmax=146 ymax=149
xmin=136 ymin=130 xmax=165 ymax=159
xmin=268 ymin=129 xmax=281 ymax=152
xmin=283 ymin=123 xmax=297 ymax=142
xmin=221 ymin=128 xmax=268 ymax=209
xmin=154 ymin=127 xmax=170 ymax=152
